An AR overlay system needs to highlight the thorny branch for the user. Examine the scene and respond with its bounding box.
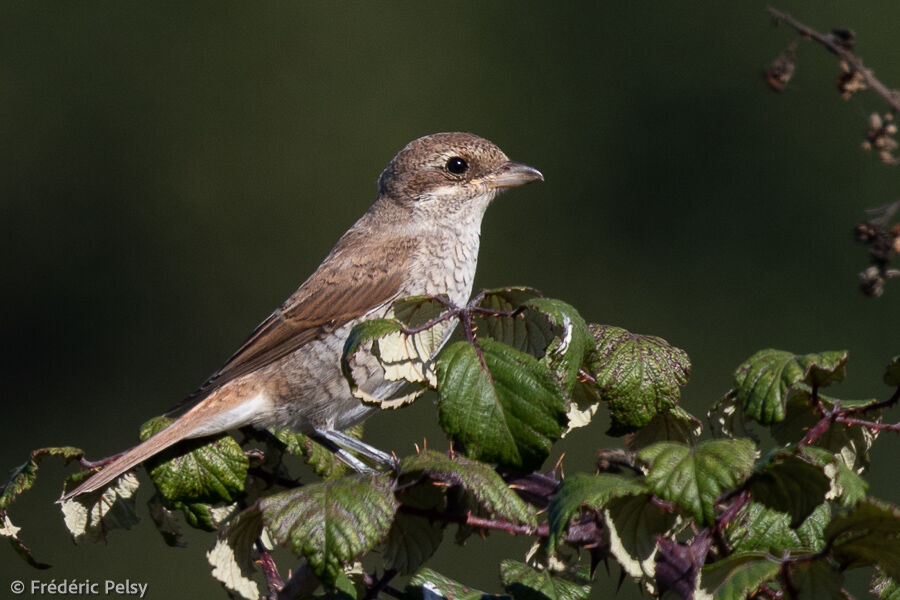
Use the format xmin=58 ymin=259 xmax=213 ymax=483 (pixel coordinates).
xmin=766 ymin=7 xmax=900 ymax=112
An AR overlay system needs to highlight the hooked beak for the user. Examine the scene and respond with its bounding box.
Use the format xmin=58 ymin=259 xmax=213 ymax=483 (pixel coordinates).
xmin=484 ymin=161 xmax=544 ymax=189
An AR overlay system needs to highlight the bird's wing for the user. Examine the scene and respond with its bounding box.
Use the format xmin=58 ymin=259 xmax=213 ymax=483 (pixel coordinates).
xmin=185 ymin=235 xmax=419 ymax=401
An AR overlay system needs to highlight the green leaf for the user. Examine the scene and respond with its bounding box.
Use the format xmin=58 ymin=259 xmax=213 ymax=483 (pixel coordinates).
xmin=747 ymin=450 xmax=829 ymax=526
xmin=872 ymin=569 xmax=900 ymax=600
xmin=627 ymin=406 xmax=702 ymax=451
xmin=499 ymin=559 xmax=591 ymax=600
xmin=547 ymin=473 xmax=646 ymax=554
xmin=1 ymin=446 xmax=84 ymax=510
xmin=796 ymin=503 xmax=830 ymax=551
xmin=825 ymin=499 xmax=900 ymax=580
xmin=522 ymin=298 xmax=592 ymax=392
xmin=60 ymin=472 xmax=140 ymax=543
xmin=698 ymin=552 xmax=780 ymax=600
xmin=790 ymin=559 xmax=844 ymax=600
xmin=586 ymin=324 xmax=690 ymax=435
xmin=262 ymin=473 xmax=397 ymax=585
xmin=140 ymin=416 xmax=248 ymax=503
xmin=604 ymin=493 xmax=678 ymax=580
xmin=400 ymin=450 xmax=536 ymax=527
xmin=639 ymin=439 xmax=756 ymax=525
xmin=384 ymin=483 xmax=445 ymax=575
xmin=437 ymin=338 xmax=567 ymax=471
xmin=733 ymin=349 xmax=847 ymax=425
xmin=725 ymin=501 xmax=826 ymax=554
xmin=884 ymin=355 xmax=900 ymax=387
xmin=406 ymin=568 xmax=505 ymax=600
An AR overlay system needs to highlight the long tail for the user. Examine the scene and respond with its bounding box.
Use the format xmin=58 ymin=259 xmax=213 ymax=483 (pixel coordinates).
xmin=58 ymin=416 xmax=200 ymax=502
xmin=59 ymin=389 xmax=266 ymax=502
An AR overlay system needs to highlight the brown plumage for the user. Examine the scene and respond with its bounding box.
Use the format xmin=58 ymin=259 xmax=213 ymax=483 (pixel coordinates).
xmin=61 ymin=132 xmax=542 ymax=501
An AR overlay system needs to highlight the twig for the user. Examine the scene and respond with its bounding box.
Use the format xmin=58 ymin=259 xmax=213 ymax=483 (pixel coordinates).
xmin=767 ymin=7 xmax=900 ymax=112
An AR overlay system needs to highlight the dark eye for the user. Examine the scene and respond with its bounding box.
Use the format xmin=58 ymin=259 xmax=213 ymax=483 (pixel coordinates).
xmin=445 ymin=156 xmax=468 ymax=175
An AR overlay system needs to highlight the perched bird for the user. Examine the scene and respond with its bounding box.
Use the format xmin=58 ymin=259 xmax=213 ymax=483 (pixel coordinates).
xmin=61 ymin=132 xmax=543 ymax=501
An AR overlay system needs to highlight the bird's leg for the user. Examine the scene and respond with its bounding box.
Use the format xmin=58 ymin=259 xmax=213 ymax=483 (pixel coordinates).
xmin=311 ymin=428 xmax=399 ymax=473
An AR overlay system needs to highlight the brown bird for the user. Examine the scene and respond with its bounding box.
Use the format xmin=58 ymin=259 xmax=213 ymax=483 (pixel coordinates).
xmin=61 ymin=132 xmax=543 ymax=501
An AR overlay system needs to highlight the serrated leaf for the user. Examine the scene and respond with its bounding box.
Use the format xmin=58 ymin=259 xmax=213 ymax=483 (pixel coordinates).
xmin=628 ymin=406 xmax=702 ymax=451
xmin=733 ymin=349 xmax=847 ymax=425
xmin=707 ymin=391 xmax=757 ymax=441
xmin=726 ymin=501 xmax=825 ymax=554
xmin=639 ymin=439 xmax=756 ymax=525
xmin=547 ymin=473 xmax=647 ymax=554
xmin=406 ymin=568 xmax=505 ymax=600
xmin=586 ymin=324 xmax=690 ymax=435
xmin=873 ymin=570 xmax=900 ymax=600
xmin=437 ymin=338 xmax=567 ymax=471
xmin=262 ymin=473 xmax=397 ymax=585
xmin=208 ymin=507 xmax=264 ymax=600
xmin=1 ymin=446 xmax=84 ymax=510
xmin=523 ymin=298 xmax=592 ymax=393
xmin=140 ymin=416 xmax=248 ymax=503
xmin=400 ymin=450 xmax=536 ymax=527
xmin=884 ymin=356 xmax=900 ymax=387
xmin=790 ymin=559 xmax=843 ymax=600
xmin=60 ymin=472 xmax=140 ymax=543
xmin=698 ymin=552 xmax=780 ymax=600
xmin=384 ymin=483 xmax=445 ymax=575
xmin=825 ymin=499 xmax=900 ymax=580
xmin=747 ymin=450 xmax=829 ymax=527
xmin=500 ymin=559 xmax=591 ymax=600
xmin=604 ymin=493 xmax=679 ymax=581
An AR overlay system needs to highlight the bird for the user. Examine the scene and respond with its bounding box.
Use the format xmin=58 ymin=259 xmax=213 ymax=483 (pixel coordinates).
xmin=60 ymin=132 xmax=543 ymax=501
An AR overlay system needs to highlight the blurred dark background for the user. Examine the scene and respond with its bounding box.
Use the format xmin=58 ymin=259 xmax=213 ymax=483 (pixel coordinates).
xmin=2 ymin=2 xmax=898 ymax=598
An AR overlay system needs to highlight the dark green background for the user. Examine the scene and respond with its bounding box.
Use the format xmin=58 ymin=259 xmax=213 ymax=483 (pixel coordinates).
xmin=2 ymin=2 xmax=898 ymax=598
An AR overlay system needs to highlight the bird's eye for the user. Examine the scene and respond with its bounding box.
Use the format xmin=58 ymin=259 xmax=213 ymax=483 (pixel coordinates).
xmin=445 ymin=156 xmax=468 ymax=175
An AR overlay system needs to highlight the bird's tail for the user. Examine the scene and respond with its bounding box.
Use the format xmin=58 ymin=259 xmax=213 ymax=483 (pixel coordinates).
xmin=58 ymin=415 xmax=199 ymax=503
xmin=58 ymin=388 xmax=266 ymax=503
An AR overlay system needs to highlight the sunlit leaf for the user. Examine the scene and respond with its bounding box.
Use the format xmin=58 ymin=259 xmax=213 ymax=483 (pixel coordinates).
xmin=586 ymin=325 xmax=690 ymax=435
xmin=141 ymin=416 xmax=248 ymax=503
xmin=262 ymin=473 xmax=397 ymax=585
xmin=639 ymin=439 xmax=756 ymax=525
xmin=437 ymin=339 xmax=567 ymax=471
xmin=733 ymin=349 xmax=847 ymax=425
xmin=60 ymin=473 xmax=140 ymax=543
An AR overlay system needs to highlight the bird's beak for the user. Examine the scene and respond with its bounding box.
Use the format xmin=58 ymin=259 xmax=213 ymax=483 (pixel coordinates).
xmin=485 ymin=161 xmax=544 ymax=189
